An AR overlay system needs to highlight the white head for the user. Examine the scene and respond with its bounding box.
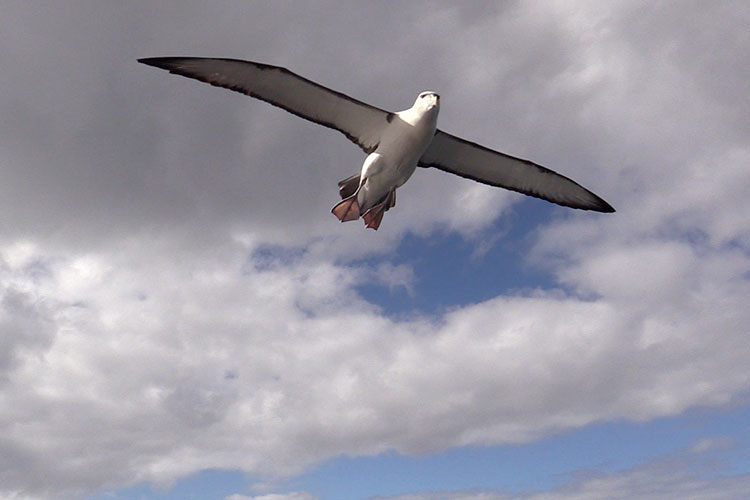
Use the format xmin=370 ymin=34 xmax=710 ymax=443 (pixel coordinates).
xmin=413 ymin=91 xmax=440 ymax=113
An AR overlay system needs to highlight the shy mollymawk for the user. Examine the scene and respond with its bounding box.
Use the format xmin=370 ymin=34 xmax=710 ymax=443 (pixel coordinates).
xmin=139 ymin=57 xmax=614 ymax=230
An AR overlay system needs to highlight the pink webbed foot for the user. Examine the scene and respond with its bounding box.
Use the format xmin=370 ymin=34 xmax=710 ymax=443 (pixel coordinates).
xmin=331 ymin=195 xmax=361 ymax=222
xmin=363 ymin=207 xmax=385 ymax=230
xmin=362 ymin=190 xmax=395 ymax=230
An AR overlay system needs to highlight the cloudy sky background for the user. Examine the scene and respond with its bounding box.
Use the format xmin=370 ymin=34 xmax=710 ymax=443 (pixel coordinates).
xmin=1 ymin=1 xmax=749 ymax=499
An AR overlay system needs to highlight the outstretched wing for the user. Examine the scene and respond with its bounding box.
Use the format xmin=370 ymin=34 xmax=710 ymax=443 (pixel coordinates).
xmin=419 ymin=130 xmax=615 ymax=212
xmin=138 ymin=57 xmax=393 ymax=153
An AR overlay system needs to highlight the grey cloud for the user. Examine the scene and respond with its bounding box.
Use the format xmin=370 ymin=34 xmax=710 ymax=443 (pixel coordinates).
xmin=0 ymin=1 xmax=749 ymax=499
xmin=0 ymin=0 xmax=629 ymax=253
xmin=0 ymin=288 xmax=55 ymax=380
xmin=0 ymin=1 xmax=502 ymax=252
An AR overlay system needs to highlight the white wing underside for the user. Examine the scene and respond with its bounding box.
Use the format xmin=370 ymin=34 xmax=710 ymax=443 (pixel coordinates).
xmin=139 ymin=57 xmax=391 ymax=154
xmin=419 ymin=131 xmax=614 ymax=212
xmin=139 ymin=57 xmax=614 ymax=212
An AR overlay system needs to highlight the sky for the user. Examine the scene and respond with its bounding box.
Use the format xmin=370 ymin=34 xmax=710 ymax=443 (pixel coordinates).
xmin=1 ymin=1 xmax=749 ymax=499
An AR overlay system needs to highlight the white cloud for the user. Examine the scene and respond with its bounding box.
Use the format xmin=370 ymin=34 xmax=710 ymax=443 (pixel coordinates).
xmin=689 ymin=436 xmax=734 ymax=454
xmin=1 ymin=221 xmax=748 ymax=498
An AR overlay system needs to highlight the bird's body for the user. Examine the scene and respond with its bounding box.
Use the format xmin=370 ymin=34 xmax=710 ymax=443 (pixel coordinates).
xmin=138 ymin=57 xmax=614 ymax=229
xmin=333 ymin=92 xmax=440 ymax=228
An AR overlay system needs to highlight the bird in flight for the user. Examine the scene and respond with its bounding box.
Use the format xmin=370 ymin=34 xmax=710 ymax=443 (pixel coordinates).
xmin=139 ymin=57 xmax=614 ymax=230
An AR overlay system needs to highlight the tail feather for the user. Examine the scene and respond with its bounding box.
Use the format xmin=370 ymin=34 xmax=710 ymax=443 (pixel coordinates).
xmin=337 ymin=173 xmax=361 ymax=200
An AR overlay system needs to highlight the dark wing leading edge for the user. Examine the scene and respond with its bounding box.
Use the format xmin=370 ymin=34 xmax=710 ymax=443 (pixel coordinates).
xmin=138 ymin=57 xmax=393 ymax=154
xmin=419 ymin=130 xmax=615 ymax=212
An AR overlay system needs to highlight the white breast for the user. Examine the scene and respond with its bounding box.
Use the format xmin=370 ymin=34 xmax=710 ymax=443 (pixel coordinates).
xmin=355 ymin=98 xmax=439 ymax=213
xmin=373 ymin=107 xmax=438 ymax=180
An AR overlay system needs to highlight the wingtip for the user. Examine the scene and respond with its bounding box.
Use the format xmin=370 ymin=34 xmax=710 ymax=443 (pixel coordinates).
xmin=137 ymin=57 xmax=186 ymax=70
xmin=578 ymin=190 xmax=615 ymax=213
xmin=138 ymin=57 xmax=166 ymax=69
xmin=137 ymin=57 xmax=159 ymax=65
xmin=594 ymin=198 xmax=616 ymax=213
